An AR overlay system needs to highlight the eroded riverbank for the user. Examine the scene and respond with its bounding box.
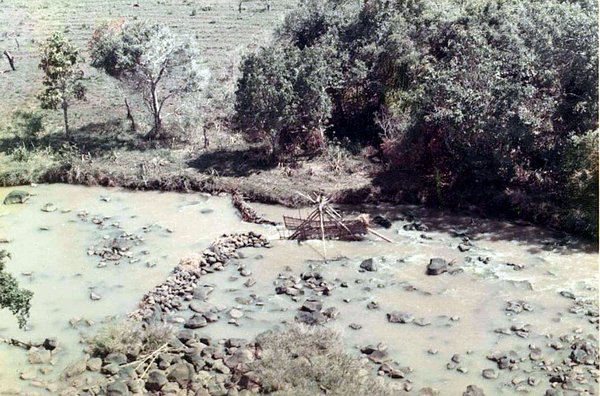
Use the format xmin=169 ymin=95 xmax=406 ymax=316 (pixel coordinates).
xmin=0 ymin=185 xmax=597 ymax=395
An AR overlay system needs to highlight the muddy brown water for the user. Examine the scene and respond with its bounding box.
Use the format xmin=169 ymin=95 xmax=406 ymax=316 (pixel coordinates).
xmin=0 ymin=184 xmax=597 ymax=395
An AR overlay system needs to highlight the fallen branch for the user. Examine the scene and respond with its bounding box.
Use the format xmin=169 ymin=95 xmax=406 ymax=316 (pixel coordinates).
xmin=0 ymin=338 xmax=43 ymax=350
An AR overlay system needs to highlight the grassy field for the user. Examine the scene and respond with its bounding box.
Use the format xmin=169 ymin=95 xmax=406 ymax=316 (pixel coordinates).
xmin=0 ymin=0 xmax=376 ymax=205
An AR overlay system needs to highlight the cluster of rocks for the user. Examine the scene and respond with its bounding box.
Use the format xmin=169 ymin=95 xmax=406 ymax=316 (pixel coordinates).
xmin=403 ymin=221 xmax=428 ymax=231
xmin=294 ymin=298 xmax=339 ymax=325
xmin=482 ymin=329 xmax=599 ymax=394
xmin=274 ymin=272 xmax=336 ymax=299
xmin=505 ymin=300 xmax=534 ymax=315
xmin=11 ymin=338 xmax=62 ymax=393
xmin=59 ymin=334 xmax=264 ymax=396
xmin=129 ymin=232 xmax=270 ymax=321
xmin=359 ymin=343 xmax=414 ymax=391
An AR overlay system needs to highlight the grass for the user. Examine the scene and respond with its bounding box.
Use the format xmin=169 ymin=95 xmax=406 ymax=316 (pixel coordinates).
xmin=251 ymin=324 xmax=400 ymax=396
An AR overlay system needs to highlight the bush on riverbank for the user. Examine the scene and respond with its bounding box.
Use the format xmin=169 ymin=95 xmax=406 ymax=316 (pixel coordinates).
xmin=87 ymin=319 xmax=174 ymax=358
xmin=252 ymin=325 xmax=396 ymax=395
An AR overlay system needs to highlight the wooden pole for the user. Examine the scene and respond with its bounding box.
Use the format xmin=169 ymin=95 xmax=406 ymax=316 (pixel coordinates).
xmin=366 ymin=227 xmax=393 ymax=243
xmin=318 ymin=201 xmax=327 ymax=259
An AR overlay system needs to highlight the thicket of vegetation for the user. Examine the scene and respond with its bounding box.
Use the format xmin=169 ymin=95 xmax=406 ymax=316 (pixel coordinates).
xmin=234 ymin=0 xmax=599 ymax=236
xmin=251 ymin=325 xmax=397 ymax=395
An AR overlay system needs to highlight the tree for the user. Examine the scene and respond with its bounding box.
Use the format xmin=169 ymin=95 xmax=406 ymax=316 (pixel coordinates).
xmin=38 ymin=32 xmax=86 ymax=139
xmin=235 ymin=45 xmax=332 ymax=157
xmin=89 ymin=20 xmax=209 ymax=139
xmin=0 ymin=250 xmax=33 ymax=329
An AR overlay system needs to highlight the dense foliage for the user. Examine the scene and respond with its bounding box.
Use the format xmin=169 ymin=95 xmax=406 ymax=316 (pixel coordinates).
xmin=235 ymin=0 xmax=598 ymax=236
xmin=89 ymin=20 xmax=209 ymax=139
xmin=0 ymin=250 xmax=33 ymax=329
xmin=38 ymin=32 xmax=86 ymax=139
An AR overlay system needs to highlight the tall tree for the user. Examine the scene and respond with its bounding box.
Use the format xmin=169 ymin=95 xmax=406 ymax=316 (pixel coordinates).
xmin=38 ymin=32 xmax=86 ymax=139
xmin=89 ymin=20 xmax=208 ymax=139
xmin=0 ymin=250 xmax=33 ymax=329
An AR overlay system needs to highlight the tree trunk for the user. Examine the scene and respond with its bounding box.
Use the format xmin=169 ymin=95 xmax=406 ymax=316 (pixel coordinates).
xmin=150 ymin=84 xmax=161 ymax=138
xmin=62 ymin=102 xmax=69 ymax=139
xmin=124 ymin=97 xmax=136 ymax=131
xmin=3 ymin=50 xmax=15 ymax=71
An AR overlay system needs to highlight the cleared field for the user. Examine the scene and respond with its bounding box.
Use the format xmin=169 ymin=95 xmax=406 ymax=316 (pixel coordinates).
xmin=0 ymin=0 xmax=296 ymax=125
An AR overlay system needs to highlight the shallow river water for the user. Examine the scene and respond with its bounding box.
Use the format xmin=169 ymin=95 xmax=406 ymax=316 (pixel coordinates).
xmin=0 ymin=184 xmax=597 ymax=395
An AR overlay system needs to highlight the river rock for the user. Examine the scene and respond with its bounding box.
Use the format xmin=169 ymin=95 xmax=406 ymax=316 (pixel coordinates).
xmin=225 ymin=348 xmax=255 ymax=367
xmin=463 ymin=385 xmax=485 ymax=396
xmin=62 ymin=357 xmax=87 ymax=379
xmin=387 ymin=311 xmax=415 ymax=324
xmin=482 ymin=368 xmax=498 ymax=379
xmin=368 ymin=350 xmax=391 ymax=364
xmin=87 ymin=358 xmax=102 ymax=372
xmin=28 ymin=348 xmax=51 ymax=364
xmin=20 ymin=367 xmax=37 ymax=380
xmin=106 ymin=381 xmax=129 ymax=396
xmin=427 ymin=258 xmax=448 ymax=275
xmin=228 ymin=308 xmax=244 ymax=319
xmin=90 ymin=292 xmax=101 ymax=301
xmin=190 ymin=301 xmax=213 ymax=314
xmin=3 ymin=190 xmax=30 ymax=205
xmin=41 ymin=203 xmax=57 ymax=212
xmin=42 ymin=338 xmax=58 ymax=351
xmin=360 ymin=258 xmax=378 ymax=272
xmin=185 ymin=314 xmax=208 ymax=329
xmin=167 ymin=362 xmax=194 ymax=386
xmin=146 ymin=370 xmax=168 ymax=391
xmin=300 ymin=299 xmax=322 ymax=313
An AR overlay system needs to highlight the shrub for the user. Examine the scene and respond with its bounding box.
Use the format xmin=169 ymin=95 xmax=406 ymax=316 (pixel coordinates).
xmin=87 ymin=319 xmax=174 ymax=358
xmin=235 ymin=45 xmax=332 ymax=157
xmin=0 ymin=250 xmax=33 ymax=329
xmin=251 ymin=324 xmax=396 ymax=396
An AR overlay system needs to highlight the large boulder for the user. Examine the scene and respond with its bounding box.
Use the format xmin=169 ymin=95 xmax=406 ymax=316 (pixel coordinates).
xmin=427 ymin=258 xmax=448 ymax=275
xmin=3 ymin=190 xmax=30 ymax=205
xmin=185 ymin=314 xmax=208 ymax=329
xmin=360 ymin=258 xmax=378 ymax=272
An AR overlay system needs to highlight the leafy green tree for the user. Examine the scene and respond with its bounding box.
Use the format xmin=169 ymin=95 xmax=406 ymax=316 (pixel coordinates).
xmin=38 ymin=32 xmax=86 ymax=139
xmin=0 ymin=250 xmax=33 ymax=329
xmin=89 ymin=20 xmax=209 ymax=139
xmin=235 ymin=45 xmax=332 ymax=157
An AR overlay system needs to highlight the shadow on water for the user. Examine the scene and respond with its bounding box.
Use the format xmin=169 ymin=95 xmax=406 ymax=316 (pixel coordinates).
xmin=336 ymin=202 xmax=599 ymax=256
xmin=187 ymin=146 xmax=276 ymax=177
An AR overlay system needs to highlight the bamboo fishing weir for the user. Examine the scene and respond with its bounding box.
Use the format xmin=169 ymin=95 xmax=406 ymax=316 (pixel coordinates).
xmin=279 ymin=193 xmax=392 ymax=245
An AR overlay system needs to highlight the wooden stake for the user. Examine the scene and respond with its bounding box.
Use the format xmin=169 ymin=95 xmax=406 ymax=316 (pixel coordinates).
xmin=366 ymin=227 xmax=393 ymax=243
